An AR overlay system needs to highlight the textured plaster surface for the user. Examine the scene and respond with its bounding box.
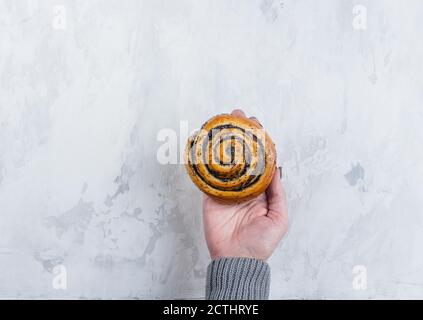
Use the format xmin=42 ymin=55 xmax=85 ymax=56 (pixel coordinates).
xmin=1 ymin=0 xmax=423 ymax=299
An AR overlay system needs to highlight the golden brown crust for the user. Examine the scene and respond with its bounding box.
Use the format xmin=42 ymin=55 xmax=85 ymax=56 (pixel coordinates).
xmin=185 ymin=114 xmax=277 ymax=203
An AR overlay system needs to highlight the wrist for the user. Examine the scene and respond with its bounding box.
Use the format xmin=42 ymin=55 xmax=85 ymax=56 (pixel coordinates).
xmin=209 ymin=247 xmax=270 ymax=261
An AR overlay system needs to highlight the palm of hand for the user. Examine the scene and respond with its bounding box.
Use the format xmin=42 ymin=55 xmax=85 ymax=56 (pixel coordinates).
xmin=201 ymin=109 xmax=288 ymax=261
xmin=203 ymin=190 xmax=287 ymax=261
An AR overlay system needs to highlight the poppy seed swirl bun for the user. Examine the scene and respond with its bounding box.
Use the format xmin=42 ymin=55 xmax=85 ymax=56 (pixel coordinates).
xmin=185 ymin=114 xmax=277 ymax=203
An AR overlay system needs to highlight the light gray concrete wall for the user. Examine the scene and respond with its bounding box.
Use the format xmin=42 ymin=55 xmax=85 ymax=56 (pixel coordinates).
xmin=1 ymin=0 xmax=422 ymax=299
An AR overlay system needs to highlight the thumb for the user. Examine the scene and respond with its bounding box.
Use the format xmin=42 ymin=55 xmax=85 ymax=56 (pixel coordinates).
xmin=265 ymin=167 xmax=288 ymax=225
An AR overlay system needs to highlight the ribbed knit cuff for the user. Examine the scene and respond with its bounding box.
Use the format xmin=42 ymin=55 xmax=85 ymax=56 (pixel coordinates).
xmin=205 ymin=257 xmax=270 ymax=300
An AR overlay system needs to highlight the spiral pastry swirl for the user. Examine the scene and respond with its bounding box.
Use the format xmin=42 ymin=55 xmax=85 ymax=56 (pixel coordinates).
xmin=185 ymin=114 xmax=277 ymax=203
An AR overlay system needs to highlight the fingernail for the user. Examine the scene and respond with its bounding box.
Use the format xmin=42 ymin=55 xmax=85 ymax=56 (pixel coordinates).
xmin=250 ymin=116 xmax=263 ymax=127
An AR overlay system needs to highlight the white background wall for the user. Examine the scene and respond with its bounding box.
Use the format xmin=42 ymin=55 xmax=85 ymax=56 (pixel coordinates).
xmin=1 ymin=0 xmax=423 ymax=299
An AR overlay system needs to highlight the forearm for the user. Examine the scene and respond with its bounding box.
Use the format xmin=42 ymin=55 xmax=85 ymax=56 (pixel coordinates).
xmin=205 ymin=257 xmax=270 ymax=300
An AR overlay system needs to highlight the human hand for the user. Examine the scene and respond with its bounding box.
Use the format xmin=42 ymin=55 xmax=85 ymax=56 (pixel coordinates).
xmin=202 ymin=109 xmax=288 ymax=261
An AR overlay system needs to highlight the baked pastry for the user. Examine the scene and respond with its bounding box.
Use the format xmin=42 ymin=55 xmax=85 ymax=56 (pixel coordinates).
xmin=185 ymin=113 xmax=277 ymax=203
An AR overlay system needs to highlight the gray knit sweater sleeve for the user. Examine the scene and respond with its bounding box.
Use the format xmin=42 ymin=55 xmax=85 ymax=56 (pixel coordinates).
xmin=205 ymin=257 xmax=270 ymax=300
